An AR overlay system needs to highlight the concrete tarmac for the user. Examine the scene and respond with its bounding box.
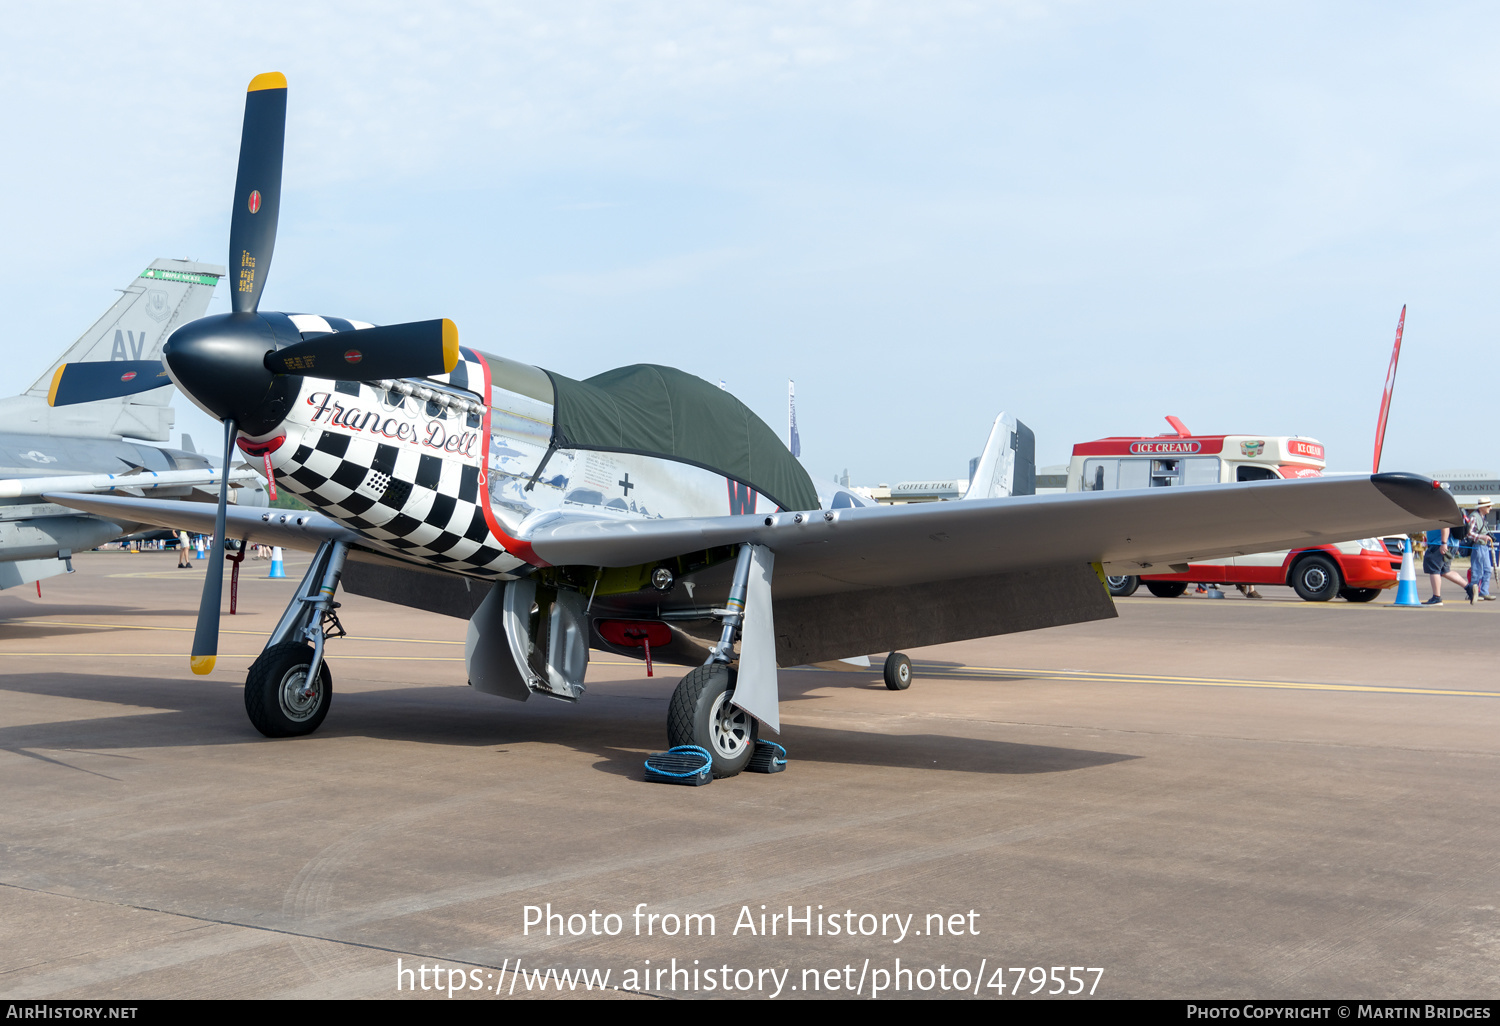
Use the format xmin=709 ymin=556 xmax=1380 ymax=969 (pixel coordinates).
xmin=1 ymin=550 xmax=1497 ymax=1000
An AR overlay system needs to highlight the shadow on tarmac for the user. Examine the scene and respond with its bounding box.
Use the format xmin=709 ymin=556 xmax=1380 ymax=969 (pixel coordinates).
xmin=0 ymin=601 xmax=203 ymax=628
xmin=0 ymin=671 xmax=1138 ymax=779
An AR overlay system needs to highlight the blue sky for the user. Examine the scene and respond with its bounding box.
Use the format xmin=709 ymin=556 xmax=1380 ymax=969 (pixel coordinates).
xmin=2 ymin=2 xmax=1496 ymax=481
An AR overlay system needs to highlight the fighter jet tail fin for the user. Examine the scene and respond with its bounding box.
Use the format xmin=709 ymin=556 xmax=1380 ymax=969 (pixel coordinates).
xmin=962 ymin=412 xmax=1035 ymax=500
xmin=0 ymin=260 xmax=225 ymax=441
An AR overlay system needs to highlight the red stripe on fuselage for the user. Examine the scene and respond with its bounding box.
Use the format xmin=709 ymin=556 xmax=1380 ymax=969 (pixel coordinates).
xmin=468 ymin=350 xmax=550 ymax=567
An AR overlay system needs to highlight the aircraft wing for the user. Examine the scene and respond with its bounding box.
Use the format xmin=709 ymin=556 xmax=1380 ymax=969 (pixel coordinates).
xmin=0 ymin=466 xmax=261 ymax=499
xmin=45 ymin=492 xmax=358 ymax=553
xmin=522 ymin=472 xmax=1457 ymax=597
xmin=54 ymin=473 xmax=1456 ymax=591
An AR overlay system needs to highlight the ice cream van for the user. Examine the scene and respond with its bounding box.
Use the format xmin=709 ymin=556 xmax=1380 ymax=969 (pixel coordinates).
xmin=1067 ymin=418 xmax=1402 ymax=601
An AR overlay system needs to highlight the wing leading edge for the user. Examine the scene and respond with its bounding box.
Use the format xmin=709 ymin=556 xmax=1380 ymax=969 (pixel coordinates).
xmin=46 ymin=491 xmax=359 ymax=553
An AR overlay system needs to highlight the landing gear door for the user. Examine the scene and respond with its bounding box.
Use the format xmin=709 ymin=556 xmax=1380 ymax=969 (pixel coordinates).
xmin=544 ymin=587 xmax=589 ymax=697
xmin=500 ymin=578 xmax=589 ymax=701
xmin=731 ymin=544 xmax=780 ymax=733
xmin=466 ymin=583 xmax=530 ymax=702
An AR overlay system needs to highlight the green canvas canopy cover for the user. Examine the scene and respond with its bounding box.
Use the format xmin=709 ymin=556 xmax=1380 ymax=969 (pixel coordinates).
xmin=542 ymin=364 xmax=819 ymax=512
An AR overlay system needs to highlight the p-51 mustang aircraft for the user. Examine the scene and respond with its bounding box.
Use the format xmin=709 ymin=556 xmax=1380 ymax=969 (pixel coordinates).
xmin=49 ymin=74 xmax=1460 ymax=777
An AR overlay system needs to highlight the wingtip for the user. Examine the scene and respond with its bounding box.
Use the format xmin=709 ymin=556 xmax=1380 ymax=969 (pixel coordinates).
xmin=1372 ymin=472 xmax=1465 ymax=525
xmin=248 ymin=72 xmax=287 ymax=93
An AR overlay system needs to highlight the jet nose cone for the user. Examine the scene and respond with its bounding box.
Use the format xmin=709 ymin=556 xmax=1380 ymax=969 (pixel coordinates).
xmin=163 ymin=313 xmax=293 ymax=432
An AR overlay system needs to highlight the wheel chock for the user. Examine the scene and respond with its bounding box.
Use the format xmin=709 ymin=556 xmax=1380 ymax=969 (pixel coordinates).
xmin=747 ymin=740 xmax=787 ymax=774
xmin=644 ymin=745 xmax=713 ymax=786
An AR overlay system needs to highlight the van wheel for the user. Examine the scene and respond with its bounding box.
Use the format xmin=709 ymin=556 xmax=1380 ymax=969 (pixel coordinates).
xmin=1340 ymin=587 xmax=1380 ymax=603
xmin=1106 ymin=575 xmax=1139 ymax=597
xmin=1291 ymin=555 xmax=1341 ymax=601
xmin=1144 ymin=581 xmax=1187 ymax=598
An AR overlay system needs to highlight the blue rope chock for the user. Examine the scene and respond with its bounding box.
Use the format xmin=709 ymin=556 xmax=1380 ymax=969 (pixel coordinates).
xmin=748 ymin=739 xmax=787 ymax=774
xmin=644 ymin=745 xmax=713 ymax=786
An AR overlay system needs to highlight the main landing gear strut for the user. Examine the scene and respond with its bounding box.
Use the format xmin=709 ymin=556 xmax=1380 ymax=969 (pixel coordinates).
xmin=244 ymin=539 xmax=348 ymax=737
xmin=667 ymin=544 xmax=759 ymax=777
xmin=663 ymin=546 xmax=918 ymax=776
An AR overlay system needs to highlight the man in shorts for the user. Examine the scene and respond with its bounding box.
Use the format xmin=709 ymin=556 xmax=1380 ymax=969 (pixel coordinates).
xmin=1423 ymin=525 xmax=1472 ymax=604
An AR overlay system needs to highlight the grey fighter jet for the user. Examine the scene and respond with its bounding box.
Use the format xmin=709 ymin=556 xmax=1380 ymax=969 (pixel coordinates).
xmin=0 ymin=260 xmax=263 ymax=590
xmin=50 ymin=75 xmax=1460 ymax=777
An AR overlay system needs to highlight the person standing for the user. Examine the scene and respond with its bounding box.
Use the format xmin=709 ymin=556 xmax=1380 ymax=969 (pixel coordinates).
xmin=1467 ymin=498 xmax=1494 ymax=602
xmin=1423 ymin=525 xmax=1472 ymax=604
xmin=177 ymin=530 xmax=192 ymax=569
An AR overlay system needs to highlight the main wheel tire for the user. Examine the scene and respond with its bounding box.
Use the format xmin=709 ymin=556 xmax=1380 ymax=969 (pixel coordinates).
xmin=1290 ymin=554 xmax=1342 ymax=602
xmin=1105 ymin=575 xmax=1140 ymax=597
xmin=883 ymin=652 xmax=913 ymax=690
xmin=1144 ymin=581 xmax=1188 ymax=598
xmin=245 ymin=642 xmax=332 ymax=738
xmin=666 ymin=664 xmax=758 ymax=778
xmin=1340 ymin=587 xmax=1380 ymax=603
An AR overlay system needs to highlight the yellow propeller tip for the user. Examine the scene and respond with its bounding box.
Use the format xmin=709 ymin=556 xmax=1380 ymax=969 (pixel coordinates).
xmin=248 ymin=72 xmax=287 ymax=93
xmin=191 ymin=655 xmax=217 ymax=675
xmin=46 ymin=366 xmax=65 ymax=407
xmin=441 ymin=319 xmax=460 ymax=373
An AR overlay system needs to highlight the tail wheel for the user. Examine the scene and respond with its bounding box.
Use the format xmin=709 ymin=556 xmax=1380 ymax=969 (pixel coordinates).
xmin=245 ymin=642 xmax=332 ymax=738
xmin=883 ymin=652 xmax=913 ymax=690
xmin=667 ymin=664 xmax=757 ymax=778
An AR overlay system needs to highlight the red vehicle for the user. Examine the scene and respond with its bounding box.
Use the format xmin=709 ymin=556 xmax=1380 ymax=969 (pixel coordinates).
xmin=1103 ymin=537 xmax=1404 ymax=602
xmin=1067 ymin=419 xmax=1403 ymax=601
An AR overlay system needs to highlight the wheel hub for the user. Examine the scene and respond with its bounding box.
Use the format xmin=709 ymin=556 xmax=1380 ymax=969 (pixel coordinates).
xmin=708 ymin=691 xmax=753 ymax=759
xmin=278 ymin=667 xmax=321 ymax=722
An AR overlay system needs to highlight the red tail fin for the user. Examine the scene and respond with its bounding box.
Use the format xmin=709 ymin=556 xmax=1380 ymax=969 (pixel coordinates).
xmin=1374 ymin=305 xmax=1406 ymax=473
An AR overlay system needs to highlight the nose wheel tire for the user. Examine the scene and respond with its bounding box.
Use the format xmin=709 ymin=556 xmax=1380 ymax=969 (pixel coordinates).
xmin=667 ymin=664 xmax=758 ymax=778
xmin=883 ymin=652 xmax=913 ymax=690
xmin=245 ymin=642 xmax=332 ymax=738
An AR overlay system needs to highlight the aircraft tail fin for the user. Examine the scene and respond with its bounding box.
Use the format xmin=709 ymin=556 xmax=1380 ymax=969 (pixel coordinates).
xmin=962 ymin=413 xmax=1035 ymax=500
xmin=788 ymin=379 xmax=800 ymax=457
xmin=0 ymin=260 xmax=225 ymax=441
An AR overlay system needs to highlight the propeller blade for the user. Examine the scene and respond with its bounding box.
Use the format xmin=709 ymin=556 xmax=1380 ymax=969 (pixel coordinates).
xmin=264 ymin=319 xmax=459 ymax=381
xmin=190 ymin=418 xmax=236 ymax=675
xmin=47 ymin=361 xmax=170 ymax=407
xmin=228 ymin=72 xmax=287 ymax=315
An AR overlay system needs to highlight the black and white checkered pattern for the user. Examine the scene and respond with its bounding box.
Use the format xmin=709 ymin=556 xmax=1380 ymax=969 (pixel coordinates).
xmin=273 ymin=344 xmax=518 ymax=577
